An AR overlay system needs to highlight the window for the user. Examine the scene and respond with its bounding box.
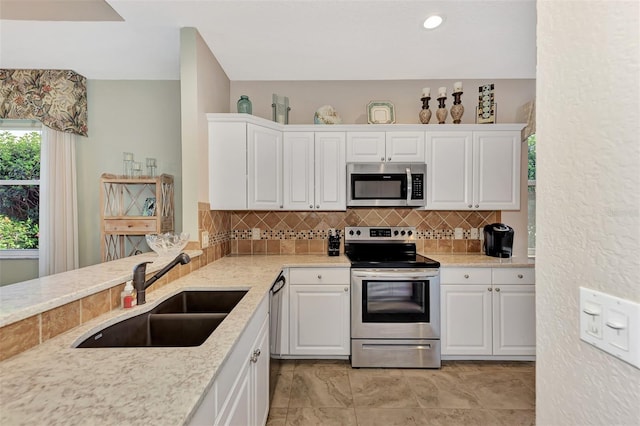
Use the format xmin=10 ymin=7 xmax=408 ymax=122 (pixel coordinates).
xmin=0 ymin=122 xmax=42 ymax=259
xmin=527 ymin=134 xmax=536 ymax=257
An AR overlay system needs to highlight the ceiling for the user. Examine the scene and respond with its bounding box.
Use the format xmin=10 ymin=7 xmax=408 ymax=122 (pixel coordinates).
xmin=0 ymin=0 xmax=536 ymax=81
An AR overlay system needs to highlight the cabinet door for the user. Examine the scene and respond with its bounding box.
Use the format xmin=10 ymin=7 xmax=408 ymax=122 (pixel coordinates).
xmin=283 ymin=132 xmax=315 ymax=210
xmin=346 ymin=132 xmax=386 ymax=162
xmin=290 ymin=284 xmax=350 ymax=355
xmin=247 ymin=124 xmax=283 ymax=210
xmin=208 ymin=121 xmax=247 ymax=210
xmin=441 ymin=284 xmax=492 ymax=355
xmin=473 ymin=131 xmax=521 ymax=210
xmin=492 ymin=284 xmax=536 ymax=356
xmin=426 ymin=132 xmax=473 ymax=210
xmin=252 ymin=316 xmax=270 ymax=426
xmin=385 ymin=131 xmax=425 ymax=162
xmin=216 ymin=360 xmax=251 ymax=426
xmin=315 ymin=132 xmax=346 ymax=210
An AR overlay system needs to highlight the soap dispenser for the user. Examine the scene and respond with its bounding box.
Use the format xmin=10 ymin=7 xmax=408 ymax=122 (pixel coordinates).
xmin=121 ymin=281 xmax=136 ymax=309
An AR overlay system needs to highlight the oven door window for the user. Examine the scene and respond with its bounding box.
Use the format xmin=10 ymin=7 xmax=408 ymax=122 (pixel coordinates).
xmin=351 ymin=174 xmax=407 ymax=200
xmin=362 ymin=280 xmax=430 ymax=323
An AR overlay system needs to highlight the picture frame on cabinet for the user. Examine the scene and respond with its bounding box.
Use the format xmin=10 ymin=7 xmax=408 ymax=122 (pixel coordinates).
xmin=142 ymin=197 xmax=156 ymax=216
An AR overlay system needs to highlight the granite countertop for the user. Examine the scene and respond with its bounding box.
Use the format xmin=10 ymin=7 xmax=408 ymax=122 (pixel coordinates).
xmin=0 ymin=254 xmax=350 ymax=426
xmin=423 ymin=253 xmax=535 ymax=268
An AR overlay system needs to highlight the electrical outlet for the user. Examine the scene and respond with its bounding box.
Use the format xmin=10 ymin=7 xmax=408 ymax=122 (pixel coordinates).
xmin=470 ymin=228 xmax=479 ymax=239
xmin=201 ymin=231 xmax=209 ymax=248
xmin=454 ymin=228 xmax=463 ymax=239
xmin=252 ymin=228 xmax=261 ymax=240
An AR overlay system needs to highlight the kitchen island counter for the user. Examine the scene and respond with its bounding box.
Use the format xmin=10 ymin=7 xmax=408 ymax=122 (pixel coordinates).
xmin=0 ymin=254 xmax=349 ymax=426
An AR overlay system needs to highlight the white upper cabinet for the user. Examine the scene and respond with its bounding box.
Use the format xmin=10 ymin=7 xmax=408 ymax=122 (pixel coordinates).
xmin=347 ymin=131 xmax=425 ymax=163
xmin=425 ymin=131 xmax=473 ymax=210
xmin=385 ymin=131 xmax=426 ymax=162
xmin=247 ymin=123 xmax=283 ymax=210
xmin=426 ymin=130 xmax=521 ymax=210
xmin=208 ymin=121 xmax=248 ymax=210
xmin=283 ymin=132 xmax=346 ymax=210
xmin=473 ymin=131 xmax=521 ymax=210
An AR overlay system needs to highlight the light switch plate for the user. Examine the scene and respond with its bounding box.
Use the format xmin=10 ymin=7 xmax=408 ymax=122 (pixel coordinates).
xmin=201 ymin=231 xmax=209 ymax=248
xmin=252 ymin=228 xmax=261 ymax=240
xmin=580 ymin=287 xmax=640 ymax=369
xmin=454 ymin=228 xmax=463 ymax=239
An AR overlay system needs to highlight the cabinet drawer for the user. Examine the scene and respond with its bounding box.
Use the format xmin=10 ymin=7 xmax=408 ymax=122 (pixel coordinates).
xmin=289 ymin=267 xmax=350 ymax=285
xmin=103 ymin=218 xmax=156 ymax=233
xmin=440 ymin=268 xmax=491 ymax=284
xmin=492 ymin=268 xmax=535 ymax=285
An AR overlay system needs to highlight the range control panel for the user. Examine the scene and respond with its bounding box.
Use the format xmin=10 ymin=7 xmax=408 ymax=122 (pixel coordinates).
xmin=345 ymin=226 xmax=417 ymax=241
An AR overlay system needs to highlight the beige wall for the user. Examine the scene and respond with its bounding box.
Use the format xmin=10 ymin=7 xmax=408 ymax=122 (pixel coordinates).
xmin=230 ymin=79 xmax=535 ymax=125
xmin=77 ymin=80 xmax=182 ymax=267
xmin=180 ymin=28 xmax=230 ymax=242
xmin=536 ymin=2 xmax=640 ymax=425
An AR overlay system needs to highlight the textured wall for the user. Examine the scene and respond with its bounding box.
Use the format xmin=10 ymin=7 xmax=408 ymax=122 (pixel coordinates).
xmin=536 ymin=2 xmax=640 ymax=425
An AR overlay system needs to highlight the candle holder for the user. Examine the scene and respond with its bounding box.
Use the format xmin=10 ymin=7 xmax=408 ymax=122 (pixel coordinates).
xmin=123 ymin=152 xmax=134 ymax=178
xmin=132 ymin=161 xmax=142 ymax=178
xmin=146 ymin=158 xmax=157 ymax=178
xmin=436 ymin=96 xmax=448 ymax=124
xmin=451 ymin=91 xmax=464 ymax=124
xmin=419 ymin=96 xmax=432 ymax=124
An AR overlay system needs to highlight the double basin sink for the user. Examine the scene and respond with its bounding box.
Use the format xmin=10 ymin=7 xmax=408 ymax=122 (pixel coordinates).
xmin=75 ymin=290 xmax=247 ymax=348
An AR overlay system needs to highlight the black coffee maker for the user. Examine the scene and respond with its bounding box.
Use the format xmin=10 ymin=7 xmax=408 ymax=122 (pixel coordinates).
xmin=483 ymin=223 xmax=514 ymax=258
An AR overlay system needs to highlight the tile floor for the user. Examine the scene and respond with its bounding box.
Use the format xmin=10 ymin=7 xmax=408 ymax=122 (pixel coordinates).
xmin=267 ymin=359 xmax=535 ymax=426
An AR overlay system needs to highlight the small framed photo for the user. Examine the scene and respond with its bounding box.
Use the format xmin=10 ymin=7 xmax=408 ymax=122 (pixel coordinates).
xmin=142 ymin=197 xmax=156 ymax=216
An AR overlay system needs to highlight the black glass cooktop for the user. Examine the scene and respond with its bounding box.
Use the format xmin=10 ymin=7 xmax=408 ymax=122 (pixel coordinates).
xmin=345 ymin=243 xmax=440 ymax=269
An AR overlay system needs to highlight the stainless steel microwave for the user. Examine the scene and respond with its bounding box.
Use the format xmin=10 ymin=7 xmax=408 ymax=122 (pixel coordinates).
xmin=347 ymin=163 xmax=426 ymax=207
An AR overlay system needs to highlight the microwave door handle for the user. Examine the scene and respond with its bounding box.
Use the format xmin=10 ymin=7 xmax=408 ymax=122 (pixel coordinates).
xmin=406 ymin=168 xmax=412 ymax=204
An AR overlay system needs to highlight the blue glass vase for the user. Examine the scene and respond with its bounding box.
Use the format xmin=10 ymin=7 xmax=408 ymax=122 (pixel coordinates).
xmin=237 ymin=95 xmax=252 ymax=114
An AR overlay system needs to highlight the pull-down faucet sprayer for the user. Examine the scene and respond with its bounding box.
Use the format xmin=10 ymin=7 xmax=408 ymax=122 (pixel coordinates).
xmin=132 ymin=253 xmax=191 ymax=305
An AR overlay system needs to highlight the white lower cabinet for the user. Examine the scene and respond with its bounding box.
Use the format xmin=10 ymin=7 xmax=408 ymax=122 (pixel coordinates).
xmin=441 ymin=267 xmax=535 ymax=359
xmin=289 ymin=268 xmax=351 ymax=356
xmin=189 ymin=296 xmax=269 ymax=426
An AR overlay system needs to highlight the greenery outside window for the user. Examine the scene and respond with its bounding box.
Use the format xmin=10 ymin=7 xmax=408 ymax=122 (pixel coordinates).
xmin=527 ymin=134 xmax=536 ymax=257
xmin=0 ymin=123 xmax=41 ymax=259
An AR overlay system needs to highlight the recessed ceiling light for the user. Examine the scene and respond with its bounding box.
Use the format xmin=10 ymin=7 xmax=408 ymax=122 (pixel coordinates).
xmin=423 ymin=15 xmax=444 ymax=30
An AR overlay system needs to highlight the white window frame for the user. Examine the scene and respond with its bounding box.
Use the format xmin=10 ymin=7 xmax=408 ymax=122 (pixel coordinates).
xmin=0 ymin=121 xmax=42 ymax=260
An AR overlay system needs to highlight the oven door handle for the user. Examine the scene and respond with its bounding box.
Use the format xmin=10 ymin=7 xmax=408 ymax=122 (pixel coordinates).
xmin=352 ymin=271 xmax=437 ymax=280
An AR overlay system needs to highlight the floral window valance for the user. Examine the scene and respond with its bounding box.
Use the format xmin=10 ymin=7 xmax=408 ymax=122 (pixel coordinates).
xmin=0 ymin=69 xmax=88 ymax=136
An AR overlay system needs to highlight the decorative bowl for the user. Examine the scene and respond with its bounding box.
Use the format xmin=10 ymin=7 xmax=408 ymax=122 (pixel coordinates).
xmin=145 ymin=232 xmax=190 ymax=257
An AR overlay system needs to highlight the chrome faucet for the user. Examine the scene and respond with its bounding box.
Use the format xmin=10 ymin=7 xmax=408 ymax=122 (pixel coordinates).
xmin=132 ymin=253 xmax=191 ymax=305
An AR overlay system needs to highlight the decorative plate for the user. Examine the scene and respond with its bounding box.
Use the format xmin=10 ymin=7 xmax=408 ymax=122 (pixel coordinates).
xmin=367 ymin=101 xmax=395 ymax=124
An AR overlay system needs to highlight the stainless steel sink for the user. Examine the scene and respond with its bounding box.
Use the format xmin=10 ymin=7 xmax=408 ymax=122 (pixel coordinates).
xmin=75 ymin=290 xmax=247 ymax=348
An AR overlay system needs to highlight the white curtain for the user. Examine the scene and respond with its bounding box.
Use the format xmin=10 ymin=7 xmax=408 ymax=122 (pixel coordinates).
xmin=39 ymin=126 xmax=79 ymax=276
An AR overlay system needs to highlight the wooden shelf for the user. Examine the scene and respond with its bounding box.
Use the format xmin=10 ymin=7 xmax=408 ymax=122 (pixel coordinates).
xmin=100 ymin=173 xmax=174 ymax=262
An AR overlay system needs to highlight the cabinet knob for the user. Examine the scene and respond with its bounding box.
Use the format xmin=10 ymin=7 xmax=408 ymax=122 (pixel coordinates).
xmin=475 ymin=204 xmax=479 ymax=208
xmin=344 ymin=287 xmax=349 ymax=292
xmin=381 ymin=157 xmax=385 ymax=161
xmin=518 ymin=274 xmax=524 ymax=279
xmin=468 ymin=204 xmax=473 ymax=208
xmin=495 ymin=288 xmax=501 ymax=292
xmin=309 ymin=204 xmax=313 ymax=209
xmin=316 ymin=205 xmax=320 ymax=209
xmin=250 ymin=348 xmax=261 ymax=363
xmin=317 ymin=274 xmax=322 ymax=279
xmin=464 ymin=274 xmax=470 ymax=279
xmin=388 ymin=157 xmax=391 ymax=161
xmin=279 ymin=205 xmax=283 ymax=209
xmin=488 ymin=287 xmax=493 ymax=292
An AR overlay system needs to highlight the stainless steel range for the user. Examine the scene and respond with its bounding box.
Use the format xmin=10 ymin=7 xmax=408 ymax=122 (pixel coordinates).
xmin=345 ymin=226 xmax=441 ymax=368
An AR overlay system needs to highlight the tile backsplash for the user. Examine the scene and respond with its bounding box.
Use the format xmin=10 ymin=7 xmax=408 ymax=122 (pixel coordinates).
xmin=202 ymin=209 xmax=500 ymax=255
